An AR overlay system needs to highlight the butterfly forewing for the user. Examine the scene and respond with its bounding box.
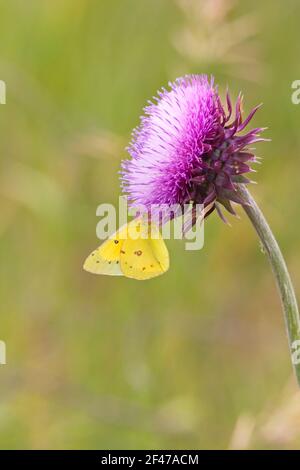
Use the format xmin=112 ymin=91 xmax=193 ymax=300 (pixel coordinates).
xmin=83 ymin=224 xmax=130 ymax=276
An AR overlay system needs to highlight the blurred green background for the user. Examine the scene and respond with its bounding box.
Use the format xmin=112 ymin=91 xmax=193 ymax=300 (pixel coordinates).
xmin=0 ymin=0 xmax=300 ymax=449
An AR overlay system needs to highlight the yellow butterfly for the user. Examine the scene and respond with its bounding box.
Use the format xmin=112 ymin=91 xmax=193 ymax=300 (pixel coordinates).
xmin=83 ymin=218 xmax=169 ymax=280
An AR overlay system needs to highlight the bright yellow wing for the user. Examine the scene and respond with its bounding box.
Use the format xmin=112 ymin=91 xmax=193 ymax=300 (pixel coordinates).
xmin=83 ymin=219 xmax=169 ymax=280
xmin=83 ymin=224 xmax=129 ymax=276
xmin=120 ymin=220 xmax=169 ymax=280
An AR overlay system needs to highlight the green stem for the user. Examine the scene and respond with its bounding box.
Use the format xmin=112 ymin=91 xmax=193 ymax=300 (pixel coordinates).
xmin=236 ymin=184 xmax=300 ymax=386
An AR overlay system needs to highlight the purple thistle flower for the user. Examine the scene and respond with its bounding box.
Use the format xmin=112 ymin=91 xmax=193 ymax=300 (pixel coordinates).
xmin=121 ymin=75 xmax=266 ymax=220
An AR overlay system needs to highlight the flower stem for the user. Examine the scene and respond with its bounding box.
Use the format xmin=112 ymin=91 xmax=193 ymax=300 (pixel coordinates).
xmin=236 ymin=184 xmax=300 ymax=386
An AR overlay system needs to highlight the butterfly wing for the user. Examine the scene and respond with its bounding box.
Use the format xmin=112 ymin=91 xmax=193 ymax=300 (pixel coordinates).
xmin=83 ymin=219 xmax=169 ymax=280
xmin=83 ymin=224 xmax=129 ymax=276
xmin=120 ymin=220 xmax=169 ymax=280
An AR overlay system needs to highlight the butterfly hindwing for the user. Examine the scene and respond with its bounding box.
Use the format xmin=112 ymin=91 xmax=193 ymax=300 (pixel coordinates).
xmin=120 ymin=220 xmax=169 ymax=280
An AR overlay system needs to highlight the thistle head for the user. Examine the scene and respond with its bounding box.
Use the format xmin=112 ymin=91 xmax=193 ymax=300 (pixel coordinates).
xmin=121 ymin=75 xmax=266 ymax=221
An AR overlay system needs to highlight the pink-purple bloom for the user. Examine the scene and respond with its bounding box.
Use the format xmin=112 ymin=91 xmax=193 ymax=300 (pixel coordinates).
xmin=121 ymin=75 xmax=265 ymax=220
